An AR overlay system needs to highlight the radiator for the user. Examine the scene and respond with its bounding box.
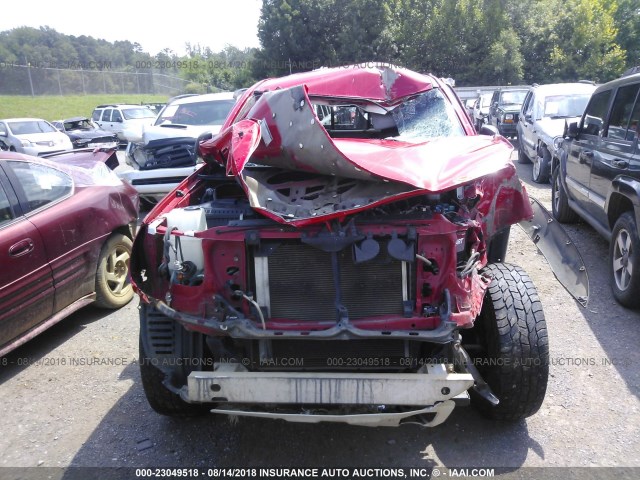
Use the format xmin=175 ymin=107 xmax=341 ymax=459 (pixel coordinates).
xmin=255 ymin=241 xmax=408 ymax=322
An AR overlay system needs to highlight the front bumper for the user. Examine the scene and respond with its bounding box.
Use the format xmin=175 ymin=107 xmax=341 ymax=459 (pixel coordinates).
xmin=184 ymin=363 xmax=474 ymax=427
xmin=117 ymin=165 xmax=198 ymax=198
xmin=497 ymin=122 xmax=517 ymax=136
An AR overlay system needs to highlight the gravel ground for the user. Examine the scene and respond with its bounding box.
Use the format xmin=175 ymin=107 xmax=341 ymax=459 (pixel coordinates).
xmin=0 ymin=149 xmax=639 ymax=477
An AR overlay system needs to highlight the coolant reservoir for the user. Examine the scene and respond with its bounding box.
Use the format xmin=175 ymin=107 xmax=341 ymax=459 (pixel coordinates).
xmin=165 ymin=206 xmax=207 ymax=271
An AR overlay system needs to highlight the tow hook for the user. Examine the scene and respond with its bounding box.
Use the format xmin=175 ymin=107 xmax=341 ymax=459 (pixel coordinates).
xmin=453 ymin=339 xmax=499 ymax=406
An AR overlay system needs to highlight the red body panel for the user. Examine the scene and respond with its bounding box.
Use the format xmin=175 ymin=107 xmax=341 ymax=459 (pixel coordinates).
xmin=133 ymin=65 xmax=532 ymax=338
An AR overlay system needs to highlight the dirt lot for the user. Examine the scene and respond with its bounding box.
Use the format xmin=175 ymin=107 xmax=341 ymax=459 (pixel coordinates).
xmin=0 ymin=150 xmax=639 ymax=478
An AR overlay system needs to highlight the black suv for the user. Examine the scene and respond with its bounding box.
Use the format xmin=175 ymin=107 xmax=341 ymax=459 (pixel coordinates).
xmin=552 ymin=72 xmax=640 ymax=308
xmin=487 ymin=87 xmax=529 ymax=138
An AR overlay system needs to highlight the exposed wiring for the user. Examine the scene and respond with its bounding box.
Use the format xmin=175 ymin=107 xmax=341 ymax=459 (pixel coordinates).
xmin=416 ymin=254 xmax=433 ymax=267
xmin=239 ymin=291 xmax=266 ymax=331
xmin=458 ymin=250 xmax=480 ymax=277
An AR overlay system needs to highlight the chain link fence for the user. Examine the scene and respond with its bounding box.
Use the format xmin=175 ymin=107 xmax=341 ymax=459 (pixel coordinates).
xmin=0 ymin=63 xmax=189 ymax=96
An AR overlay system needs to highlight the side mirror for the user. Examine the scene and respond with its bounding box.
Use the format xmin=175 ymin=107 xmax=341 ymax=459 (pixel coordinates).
xmin=567 ymin=122 xmax=579 ymax=139
xmin=525 ymin=113 xmax=532 ymax=123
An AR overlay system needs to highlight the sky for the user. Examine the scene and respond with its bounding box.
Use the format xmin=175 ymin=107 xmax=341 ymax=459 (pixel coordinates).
xmin=0 ymin=0 xmax=262 ymax=55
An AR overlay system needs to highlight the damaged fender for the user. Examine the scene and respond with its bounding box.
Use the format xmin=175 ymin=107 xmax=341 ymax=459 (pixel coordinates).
xmin=202 ymin=85 xmax=532 ymax=231
xmin=518 ymin=196 xmax=589 ymax=306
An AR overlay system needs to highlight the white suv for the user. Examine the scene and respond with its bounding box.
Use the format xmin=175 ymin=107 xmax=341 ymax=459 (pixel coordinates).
xmin=118 ymin=92 xmax=236 ymax=205
xmin=91 ymin=104 xmax=157 ymax=141
xmin=517 ymin=82 xmax=597 ymax=183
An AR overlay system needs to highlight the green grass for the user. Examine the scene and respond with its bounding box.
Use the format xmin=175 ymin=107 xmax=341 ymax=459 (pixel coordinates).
xmin=0 ymin=94 xmax=169 ymax=121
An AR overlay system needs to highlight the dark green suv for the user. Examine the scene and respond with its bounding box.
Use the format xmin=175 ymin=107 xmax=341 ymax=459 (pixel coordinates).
xmin=552 ymin=72 xmax=640 ymax=308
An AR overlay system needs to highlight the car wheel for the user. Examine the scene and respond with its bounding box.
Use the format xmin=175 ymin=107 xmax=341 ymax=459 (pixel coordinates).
xmin=471 ymin=263 xmax=549 ymax=421
xmin=139 ymin=304 xmax=211 ymax=416
xmin=95 ymin=233 xmax=134 ymax=309
xmin=9 ymin=146 xmax=16 ymax=152
xmin=610 ymin=212 xmax=640 ymax=308
xmin=532 ymin=148 xmax=550 ymax=183
xmin=517 ymin=139 xmax=530 ymax=164
xmin=551 ymin=166 xmax=579 ymax=223
xmin=139 ymin=337 xmax=212 ymax=417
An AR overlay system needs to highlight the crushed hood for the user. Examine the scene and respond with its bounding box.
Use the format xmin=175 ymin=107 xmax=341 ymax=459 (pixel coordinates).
xmin=249 ymin=65 xmax=434 ymax=104
xmin=201 ymin=84 xmax=522 ymax=227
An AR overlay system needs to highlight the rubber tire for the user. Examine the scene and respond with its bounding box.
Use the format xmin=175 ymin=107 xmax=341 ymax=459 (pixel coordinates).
xmin=517 ymin=138 xmax=531 ymax=164
xmin=532 ymin=148 xmax=550 ymax=184
xmin=95 ymin=233 xmax=134 ymax=309
xmin=472 ymin=263 xmax=549 ymax=421
xmin=551 ymin=166 xmax=579 ymax=223
xmin=139 ymin=337 xmax=210 ymax=416
xmin=609 ymin=212 xmax=640 ymax=309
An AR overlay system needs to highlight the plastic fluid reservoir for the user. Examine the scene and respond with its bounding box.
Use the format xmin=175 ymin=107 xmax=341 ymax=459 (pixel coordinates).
xmin=164 ymin=206 xmax=207 ymax=271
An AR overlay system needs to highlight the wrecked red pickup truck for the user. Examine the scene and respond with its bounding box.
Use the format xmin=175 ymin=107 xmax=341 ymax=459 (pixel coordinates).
xmin=131 ymin=65 xmax=549 ymax=427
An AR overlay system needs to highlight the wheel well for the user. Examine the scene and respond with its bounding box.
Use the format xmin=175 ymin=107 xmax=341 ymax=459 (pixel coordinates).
xmin=537 ymin=141 xmax=550 ymax=158
xmin=111 ymin=225 xmax=133 ymax=241
xmin=607 ymin=193 xmax=634 ymax=230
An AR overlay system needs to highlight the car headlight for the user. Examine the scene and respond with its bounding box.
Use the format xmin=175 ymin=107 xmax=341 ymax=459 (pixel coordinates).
xmin=553 ymin=135 xmax=563 ymax=152
xmin=20 ymin=139 xmax=33 ymax=147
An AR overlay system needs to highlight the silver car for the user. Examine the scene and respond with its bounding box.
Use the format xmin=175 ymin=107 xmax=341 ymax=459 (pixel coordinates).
xmin=517 ymin=82 xmax=597 ymax=183
xmin=0 ymin=118 xmax=73 ymax=156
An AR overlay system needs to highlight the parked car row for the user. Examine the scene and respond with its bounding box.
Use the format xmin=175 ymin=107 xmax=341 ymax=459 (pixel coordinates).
xmin=0 ymin=92 xmax=239 ymax=356
xmin=1 ymin=66 xmax=637 ymax=438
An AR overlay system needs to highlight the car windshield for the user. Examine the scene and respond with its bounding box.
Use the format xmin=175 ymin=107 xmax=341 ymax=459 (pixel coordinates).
xmin=122 ymin=108 xmax=156 ymax=120
xmin=64 ymin=119 xmax=94 ymax=130
xmin=156 ymin=100 xmax=236 ymax=126
xmin=8 ymin=120 xmax=57 ymax=135
xmin=544 ymin=94 xmax=591 ymax=118
xmin=391 ymin=89 xmax=465 ymax=141
xmin=500 ymin=90 xmax=528 ymax=105
xmin=316 ymin=89 xmax=464 ymax=142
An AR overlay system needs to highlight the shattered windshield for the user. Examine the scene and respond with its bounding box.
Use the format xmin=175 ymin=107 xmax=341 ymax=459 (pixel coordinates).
xmin=391 ymin=89 xmax=465 ymax=141
xmin=312 ymin=89 xmax=464 ymax=142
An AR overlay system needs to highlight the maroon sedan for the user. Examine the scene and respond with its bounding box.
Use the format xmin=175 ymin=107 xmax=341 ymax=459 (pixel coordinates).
xmin=0 ymin=148 xmax=139 ymax=356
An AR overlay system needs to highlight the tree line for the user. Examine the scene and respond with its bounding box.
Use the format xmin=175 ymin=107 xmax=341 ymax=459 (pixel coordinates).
xmin=0 ymin=0 xmax=638 ymax=94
